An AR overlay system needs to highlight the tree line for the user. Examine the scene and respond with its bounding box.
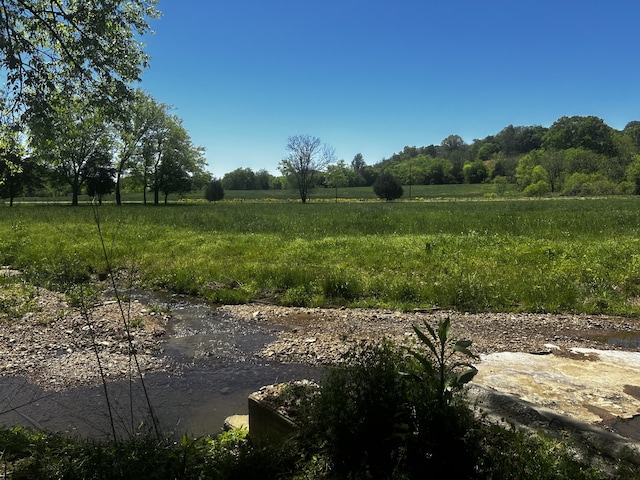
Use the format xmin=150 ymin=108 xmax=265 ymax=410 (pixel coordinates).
xmin=217 ymin=116 xmax=640 ymax=202
xmin=2 ymin=3 xmax=639 ymax=204
xmin=0 ymin=89 xmax=209 ymax=206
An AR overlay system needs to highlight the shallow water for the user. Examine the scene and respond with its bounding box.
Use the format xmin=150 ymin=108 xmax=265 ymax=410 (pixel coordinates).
xmin=0 ymin=293 xmax=321 ymax=439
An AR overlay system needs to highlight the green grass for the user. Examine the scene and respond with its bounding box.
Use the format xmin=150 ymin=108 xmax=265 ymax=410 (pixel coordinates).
xmin=2 ymin=196 xmax=640 ymax=313
xmin=7 ymin=182 xmax=512 ymax=204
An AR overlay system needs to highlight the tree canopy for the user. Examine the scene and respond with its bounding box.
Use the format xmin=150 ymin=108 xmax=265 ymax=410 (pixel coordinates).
xmin=0 ymin=0 xmax=160 ymax=115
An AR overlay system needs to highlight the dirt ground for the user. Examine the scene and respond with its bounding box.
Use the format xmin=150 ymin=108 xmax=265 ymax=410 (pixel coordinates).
xmin=2 ymin=277 xmax=639 ymax=390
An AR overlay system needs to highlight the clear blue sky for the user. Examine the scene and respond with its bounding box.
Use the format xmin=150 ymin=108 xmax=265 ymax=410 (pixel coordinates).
xmin=139 ymin=0 xmax=640 ymax=177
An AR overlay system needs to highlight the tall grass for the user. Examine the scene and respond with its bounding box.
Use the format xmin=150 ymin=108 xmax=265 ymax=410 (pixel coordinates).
xmin=2 ymin=197 xmax=640 ymax=313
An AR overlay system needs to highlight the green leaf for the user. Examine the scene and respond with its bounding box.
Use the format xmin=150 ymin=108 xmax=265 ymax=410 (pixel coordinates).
xmin=412 ymin=323 xmax=438 ymax=357
xmin=456 ymin=367 xmax=478 ymax=385
xmin=406 ymin=348 xmax=436 ymax=377
xmin=452 ymin=342 xmax=477 ymax=359
xmin=437 ymin=317 xmax=451 ymax=344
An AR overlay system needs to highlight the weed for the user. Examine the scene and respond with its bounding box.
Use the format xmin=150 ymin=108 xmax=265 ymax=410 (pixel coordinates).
xmin=0 ymin=278 xmax=36 ymax=322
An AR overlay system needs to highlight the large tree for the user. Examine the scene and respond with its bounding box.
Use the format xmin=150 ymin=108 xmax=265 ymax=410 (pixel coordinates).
xmin=325 ymin=160 xmax=351 ymax=202
xmin=0 ymin=0 xmax=159 ymax=115
xmin=29 ymin=95 xmax=114 ymax=205
xmin=113 ymin=90 xmax=168 ymax=205
xmin=542 ymin=116 xmax=617 ymax=157
xmin=146 ymin=115 xmax=206 ymax=204
xmin=279 ymin=134 xmax=335 ymax=203
xmin=222 ymin=167 xmax=257 ymax=190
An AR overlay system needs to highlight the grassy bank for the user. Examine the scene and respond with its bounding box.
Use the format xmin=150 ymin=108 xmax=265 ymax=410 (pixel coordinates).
xmin=2 ymin=197 xmax=640 ymax=314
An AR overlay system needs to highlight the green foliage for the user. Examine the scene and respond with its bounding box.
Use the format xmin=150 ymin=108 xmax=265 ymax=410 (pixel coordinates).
xmin=0 ymin=0 xmax=160 ymax=115
xmin=221 ymin=167 xmax=273 ymax=190
xmin=373 ymin=172 xmax=404 ymax=201
xmin=406 ymin=317 xmax=478 ymax=406
xmin=204 ymin=178 xmax=225 ymax=202
xmin=476 ymin=424 xmax=606 ymax=480
xmin=562 ymin=173 xmax=616 ymax=196
xmin=523 ymin=179 xmax=551 ymax=196
xmin=543 ymin=115 xmax=618 ymax=156
xmin=299 ymin=342 xmax=436 ymax=478
xmin=463 ymin=160 xmax=489 ymax=183
xmin=297 ymin=339 xmax=482 ymax=478
xmin=0 ymin=276 xmax=36 ymax=322
xmin=297 ymin=335 xmax=606 ymax=479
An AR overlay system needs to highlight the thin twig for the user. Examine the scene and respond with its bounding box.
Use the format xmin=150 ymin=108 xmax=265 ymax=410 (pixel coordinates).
xmin=91 ymin=204 xmax=161 ymax=439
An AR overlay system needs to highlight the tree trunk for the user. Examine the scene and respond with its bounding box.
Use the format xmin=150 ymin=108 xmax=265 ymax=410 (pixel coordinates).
xmin=115 ymin=171 xmax=122 ymax=205
xmin=72 ymin=174 xmax=80 ymax=206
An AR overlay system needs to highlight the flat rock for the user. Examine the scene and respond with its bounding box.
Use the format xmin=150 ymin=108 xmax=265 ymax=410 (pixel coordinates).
xmin=474 ymin=348 xmax=640 ymax=433
xmin=224 ymin=415 xmax=249 ymax=431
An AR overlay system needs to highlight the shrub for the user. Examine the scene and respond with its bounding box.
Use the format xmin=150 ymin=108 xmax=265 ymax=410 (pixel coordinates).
xmin=300 ymin=331 xmax=482 ymax=479
xmin=373 ymin=173 xmax=403 ymax=201
xmin=523 ymin=180 xmax=550 ymax=197
xmin=562 ymin=173 xmax=616 ymax=196
xmin=204 ymin=178 xmax=225 ymax=202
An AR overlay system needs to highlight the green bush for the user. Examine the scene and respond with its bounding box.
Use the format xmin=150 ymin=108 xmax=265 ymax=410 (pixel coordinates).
xmin=523 ymin=180 xmax=551 ymax=197
xmin=299 ymin=338 xmax=482 ymax=479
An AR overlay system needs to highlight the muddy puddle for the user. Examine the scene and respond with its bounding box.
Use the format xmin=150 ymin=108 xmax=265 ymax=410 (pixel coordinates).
xmin=0 ymin=293 xmax=322 ymax=439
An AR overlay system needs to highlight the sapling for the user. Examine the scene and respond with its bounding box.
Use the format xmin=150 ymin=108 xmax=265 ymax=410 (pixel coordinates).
xmin=405 ymin=316 xmax=478 ymax=406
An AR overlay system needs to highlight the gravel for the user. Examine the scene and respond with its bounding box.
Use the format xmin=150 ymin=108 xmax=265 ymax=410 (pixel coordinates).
xmin=2 ymin=281 xmax=639 ymax=391
xmin=0 ymin=286 xmax=170 ymax=390
xmin=220 ymin=304 xmax=640 ymax=366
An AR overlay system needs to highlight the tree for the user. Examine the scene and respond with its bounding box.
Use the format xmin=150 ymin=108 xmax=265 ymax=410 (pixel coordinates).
xmin=157 ymin=155 xmax=192 ymax=204
xmin=152 ymin=119 xmax=206 ymax=204
xmin=254 ymin=169 xmax=273 ymax=190
xmin=0 ymin=0 xmax=160 ymax=116
xmin=29 ymin=95 xmax=114 ymax=205
xmin=205 ymin=178 xmax=224 ymax=202
xmin=222 ymin=167 xmax=257 ymax=190
xmin=440 ymin=135 xmax=468 ymax=182
xmin=279 ymin=134 xmax=336 ymax=203
xmin=351 ymin=152 xmax=365 ymax=173
xmin=113 ymin=90 xmax=168 ymax=205
xmin=626 ymin=154 xmax=640 ymax=194
xmin=542 ymin=116 xmax=617 ymax=156
xmin=325 ymin=160 xmax=351 ymax=202
xmin=497 ymin=125 xmax=546 ymax=157
xmin=83 ymin=153 xmax=116 ymax=205
xmin=373 ymin=173 xmax=403 ymax=201
xmin=462 ymin=161 xmax=488 ymax=184
xmin=623 ymin=121 xmax=640 ymax=153
xmin=538 ymin=150 xmax=566 ymax=192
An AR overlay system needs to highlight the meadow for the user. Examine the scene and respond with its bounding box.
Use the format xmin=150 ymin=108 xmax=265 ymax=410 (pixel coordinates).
xmin=2 ymin=194 xmax=640 ymax=314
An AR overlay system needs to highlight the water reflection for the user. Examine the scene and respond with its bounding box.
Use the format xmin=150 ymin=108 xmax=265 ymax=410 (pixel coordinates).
xmin=0 ymin=293 xmax=322 ymax=438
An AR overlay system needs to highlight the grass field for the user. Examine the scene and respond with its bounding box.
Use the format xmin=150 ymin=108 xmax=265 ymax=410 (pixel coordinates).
xmin=2 ymin=194 xmax=640 ymax=314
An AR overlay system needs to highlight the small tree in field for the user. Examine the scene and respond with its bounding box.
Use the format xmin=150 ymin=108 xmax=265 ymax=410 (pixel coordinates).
xmin=373 ymin=173 xmax=403 ymax=201
xmin=279 ymin=134 xmax=336 ymax=203
xmin=205 ymin=178 xmax=224 ymax=202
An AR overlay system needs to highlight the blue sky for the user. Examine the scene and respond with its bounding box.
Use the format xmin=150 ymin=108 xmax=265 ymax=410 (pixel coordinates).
xmin=139 ymin=1 xmax=640 ymax=176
